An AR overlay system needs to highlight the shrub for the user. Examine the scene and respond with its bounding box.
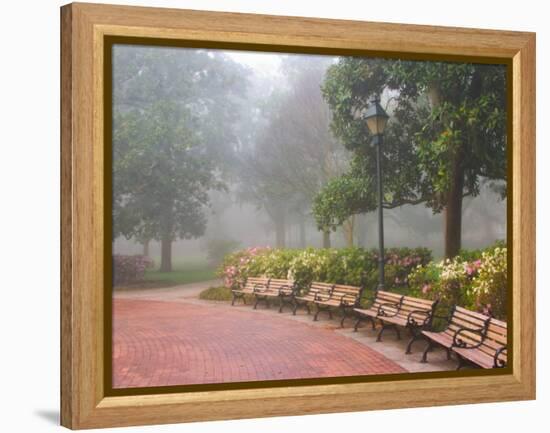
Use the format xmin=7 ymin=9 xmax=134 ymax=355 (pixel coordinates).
xmin=408 ymin=257 xmax=480 ymax=312
xmin=199 ymin=286 xmax=233 ymax=301
xmin=408 ymin=243 xmax=507 ymax=319
xmin=470 ymin=246 xmax=508 ymax=319
xmin=219 ymin=246 xmax=432 ymax=293
xmin=113 ymin=254 xmax=154 ymax=285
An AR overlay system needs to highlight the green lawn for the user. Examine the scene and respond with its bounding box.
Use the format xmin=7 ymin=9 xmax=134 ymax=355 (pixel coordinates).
xmin=144 ymin=257 xmax=217 ymax=286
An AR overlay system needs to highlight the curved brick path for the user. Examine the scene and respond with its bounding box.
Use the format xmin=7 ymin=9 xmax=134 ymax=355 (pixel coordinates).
xmin=113 ymin=298 xmax=405 ymax=388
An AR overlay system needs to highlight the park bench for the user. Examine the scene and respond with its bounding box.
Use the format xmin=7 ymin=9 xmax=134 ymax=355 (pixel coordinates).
xmin=252 ymin=278 xmax=298 ymax=312
xmin=421 ymin=305 xmax=496 ymax=366
xmin=311 ymin=283 xmax=364 ymax=326
xmin=452 ymin=316 xmax=507 ymax=369
xmin=231 ymin=276 xmax=270 ymax=306
xmin=354 ymin=291 xmax=439 ymax=354
xmin=353 ymin=290 xmax=404 ymax=331
xmin=293 ymin=282 xmax=335 ymax=316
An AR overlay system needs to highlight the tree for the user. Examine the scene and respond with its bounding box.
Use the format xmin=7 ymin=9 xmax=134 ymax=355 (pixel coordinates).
xmin=237 ymin=56 xmax=349 ymax=247
xmin=318 ymin=58 xmax=507 ymax=257
xmin=112 ymin=46 xmax=248 ymax=270
xmin=113 ymin=102 xmax=223 ymax=271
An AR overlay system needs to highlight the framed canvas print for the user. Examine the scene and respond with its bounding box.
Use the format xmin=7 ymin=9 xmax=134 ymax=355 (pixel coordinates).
xmin=60 ymin=2 xmax=536 ymax=429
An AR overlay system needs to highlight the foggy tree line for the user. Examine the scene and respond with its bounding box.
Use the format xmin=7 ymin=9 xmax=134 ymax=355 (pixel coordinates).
xmin=112 ymin=46 xmax=507 ymax=271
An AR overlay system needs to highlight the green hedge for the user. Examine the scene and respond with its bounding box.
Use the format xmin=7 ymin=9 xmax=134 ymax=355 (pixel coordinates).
xmin=218 ymin=246 xmax=432 ymax=293
xmin=408 ymin=242 xmax=507 ymax=319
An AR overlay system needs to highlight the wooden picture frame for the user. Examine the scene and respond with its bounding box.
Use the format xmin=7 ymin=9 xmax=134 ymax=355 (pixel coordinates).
xmin=60 ymin=2 xmax=536 ymax=429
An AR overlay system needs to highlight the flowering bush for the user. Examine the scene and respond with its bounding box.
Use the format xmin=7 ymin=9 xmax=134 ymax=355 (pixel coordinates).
xmin=113 ymin=254 xmax=154 ymax=285
xmin=219 ymin=247 xmax=431 ymax=293
xmin=470 ymin=247 xmax=508 ymax=319
xmin=219 ymin=247 xmax=273 ymax=289
xmin=408 ymin=244 xmax=507 ymax=319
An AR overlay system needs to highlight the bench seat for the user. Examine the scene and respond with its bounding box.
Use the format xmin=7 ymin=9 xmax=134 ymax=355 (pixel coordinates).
xmin=313 ymin=283 xmax=364 ymax=327
xmin=420 ymin=306 xmax=508 ymax=369
xmin=294 ymin=282 xmax=335 ymax=316
xmin=231 ymin=277 xmax=269 ymax=306
xmin=252 ymin=278 xmax=297 ymax=312
xmin=354 ymin=291 xmax=438 ymax=354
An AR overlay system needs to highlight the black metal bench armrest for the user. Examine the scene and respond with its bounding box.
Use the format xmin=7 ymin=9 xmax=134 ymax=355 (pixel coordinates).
xmin=277 ymin=285 xmax=295 ymax=295
xmin=406 ymin=309 xmax=432 ymax=328
xmin=493 ymin=346 xmax=507 ymax=368
xmin=340 ymin=294 xmax=359 ymax=306
xmin=377 ymin=302 xmax=400 ymax=317
xmin=253 ymin=283 xmax=268 ymax=293
xmin=452 ymin=326 xmax=486 ymax=349
xmin=314 ymin=291 xmax=332 ymax=302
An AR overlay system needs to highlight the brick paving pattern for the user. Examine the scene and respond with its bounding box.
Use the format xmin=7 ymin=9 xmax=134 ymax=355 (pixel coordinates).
xmin=113 ymin=298 xmax=406 ymax=388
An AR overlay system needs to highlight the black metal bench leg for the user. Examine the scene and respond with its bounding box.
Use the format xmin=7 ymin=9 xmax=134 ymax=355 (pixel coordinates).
xmin=231 ymin=293 xmax=237 ymax=306
xmin=328 ymin=309 xmax=333 ymax=320
xmin=353 ymin=316 xmax=363 ymax=332
xmin=395 ymin=325 xmax=401 ymax=340
xmin=306 ymin=303 xmax=311 ymax=315
xmin=339 ymin=308 xmax=347 ymax=328
xmin=313 ymin=304 xmax=320 ymax=321
xmin=376 ymin=323 xmax=386 ymax=342
xmin=421 ymin=341 xmax=434 ymax=363
xmin=446 ymin=348 xmax=452 ymax=360
xmin=253 ymin=296 xmax=259 ymax=309
xmin=405 ymin=333 xmax=421 ymax=354
xmin=456 ymin=356 xmax=467 ymax=370
xmin=292 ymin=301 xmax=298 ymax=315
xmin=278 ymin=296 xmax=284 ymax=313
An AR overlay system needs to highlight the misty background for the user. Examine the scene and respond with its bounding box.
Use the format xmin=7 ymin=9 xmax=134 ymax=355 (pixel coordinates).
xmin=112 ymin=46 xmax=506 ymax=271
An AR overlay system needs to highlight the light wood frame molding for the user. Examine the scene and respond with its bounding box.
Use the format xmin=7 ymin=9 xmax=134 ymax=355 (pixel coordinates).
xmin=60 ymin=2 xmax=536 ymax=429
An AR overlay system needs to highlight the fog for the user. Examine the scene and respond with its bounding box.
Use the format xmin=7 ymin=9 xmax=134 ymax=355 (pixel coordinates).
xmin=112 ymin=47 xmax=507 ymax=266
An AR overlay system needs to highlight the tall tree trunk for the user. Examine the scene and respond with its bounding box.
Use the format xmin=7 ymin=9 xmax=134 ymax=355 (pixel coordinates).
xmin=298 ymin=218 xmax=306 ymax=248
xmin=142 ymin=239 xmax=150 ymax=257
xmin=160 ymin=232 xmax=172 ymax=272
xmin=444 ymin=153 xmax=465 ymax=259
xmin=275 ymin=215 xmax=286 ymax=248
xmin=343 ymin=216 xmax=355 ymax=247
xmin=322 ymin=230 xmax=331 ymax=248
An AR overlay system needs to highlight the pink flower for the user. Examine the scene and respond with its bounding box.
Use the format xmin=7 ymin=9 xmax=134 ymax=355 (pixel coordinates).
xmin=422 ymin=284 xmax=431 ymax=294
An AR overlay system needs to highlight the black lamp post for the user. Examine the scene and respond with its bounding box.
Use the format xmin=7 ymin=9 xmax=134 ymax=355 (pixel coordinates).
xmin=362 ymin=97 xmax=389 ymax=289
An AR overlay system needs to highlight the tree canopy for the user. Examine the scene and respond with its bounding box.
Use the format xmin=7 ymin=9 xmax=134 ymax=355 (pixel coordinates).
xmin=112 ymin=46 xmax=249 ymax=270
xmin=315 ymin=57 xmax=507 ymax=257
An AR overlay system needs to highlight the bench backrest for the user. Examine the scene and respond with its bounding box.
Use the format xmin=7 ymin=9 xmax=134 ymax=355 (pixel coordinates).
xmin=332 ymin=284 xmax=363 ymax=304
xmin=268 ymin=278 xmax=295 ymax=291
xmin=393 ymin=295 xmax=438 ymax=322
xmin=307 ymin=282 xmax=335 ymax=296
xmin=444 ymin=306 xmax=490 ymax=338
xmin=485 ymin=318 xmax=508 ymax=365
xmin=243 ymin=276 xmax=270 ymax=290
xmin=446 ymin=306 xmax=507 ymax=363
xmin=371 ymin=290 xmax=404 ymax=315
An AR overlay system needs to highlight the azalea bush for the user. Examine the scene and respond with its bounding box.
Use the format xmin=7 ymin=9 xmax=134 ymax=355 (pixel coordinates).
xmin=113 ymin=254 xmax=154 ymax=285
xmin=470 ymin=246 xmax=508 ymax=319
xmin=408 ymin=243 xmax=508 ymax=319
xmin=219 ymin=246 xmax=431 ymax=293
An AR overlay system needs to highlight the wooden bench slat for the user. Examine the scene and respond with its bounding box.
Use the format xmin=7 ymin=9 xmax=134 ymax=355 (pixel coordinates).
xmin=454 ymin=305 xmax=493 ymax=321
xmin=453 ymin=310 xmax=489 ymax=328
xmin=402 ymin=296 xmax=436 ymax=307
xmin=453 ymin=347 xmax=496 ymax=368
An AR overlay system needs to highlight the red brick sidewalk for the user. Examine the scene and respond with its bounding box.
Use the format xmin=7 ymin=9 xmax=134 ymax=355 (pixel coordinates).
xmin=113 ymin=299 xmax=405 ymax=388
